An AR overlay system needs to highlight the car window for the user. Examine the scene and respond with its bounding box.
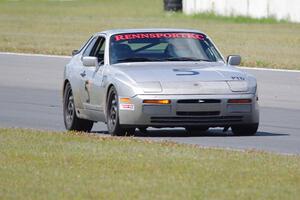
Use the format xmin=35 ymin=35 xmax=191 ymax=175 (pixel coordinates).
xmin=82 ymin=37 xmax=98 ymax=57
xmin=91 ymin=37 xmax=106 ymax=64
xmin=82 ymin=36 xmax=106 ymax=64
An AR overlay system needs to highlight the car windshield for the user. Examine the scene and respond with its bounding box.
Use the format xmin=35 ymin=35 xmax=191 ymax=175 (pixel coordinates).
xmin=110 ymin=32 xmax=224 ymax=64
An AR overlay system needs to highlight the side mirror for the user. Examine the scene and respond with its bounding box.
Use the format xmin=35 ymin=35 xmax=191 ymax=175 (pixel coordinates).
xmin=227 ymin=55 xmax=241 ymax=66
xmin=72 ymin=50 xmax=79 ymax=56
xmin=82 ymin=56 xmax=97 ymax=67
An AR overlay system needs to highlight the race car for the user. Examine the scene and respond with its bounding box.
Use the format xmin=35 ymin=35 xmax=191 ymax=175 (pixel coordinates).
xmin=63 ymin=29 xmax=259 ymax=136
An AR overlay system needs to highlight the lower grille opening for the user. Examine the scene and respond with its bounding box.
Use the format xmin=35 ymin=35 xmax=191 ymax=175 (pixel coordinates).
xmin=150 ymin=116 xmax=243 ymax=124
xmin=177 ymin=99 xmax=221 ymax=104
xmin=177 ymin=111 xmax=220 ymax=116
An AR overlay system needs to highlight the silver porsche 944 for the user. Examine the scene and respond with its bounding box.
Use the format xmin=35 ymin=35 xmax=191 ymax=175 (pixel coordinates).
xmin=63 ymin=29 xmax=259 ymax=136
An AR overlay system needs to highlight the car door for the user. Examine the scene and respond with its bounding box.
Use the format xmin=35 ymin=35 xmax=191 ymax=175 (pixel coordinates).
xmin=79 ymin=36 xmax=102 ymax=109
xmin=80 ymin=35 xmax=107 ymax=121
xmin=89 ymin=37 xmax=107 ymax=112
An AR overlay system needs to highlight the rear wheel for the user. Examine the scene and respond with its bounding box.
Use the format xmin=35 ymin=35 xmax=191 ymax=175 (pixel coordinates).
xmin=63 ymin=82 xmax=93 ymax=132
xmin=231 ymin=123 xmax=259 ymax=136
xmin=185 ymin=126 xmax=209 ymax=134
xmin=106 ymin=86 xmax=135 ymax=136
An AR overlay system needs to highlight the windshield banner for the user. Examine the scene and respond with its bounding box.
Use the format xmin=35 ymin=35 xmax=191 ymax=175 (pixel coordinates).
xmin=114 ymin=33 xmax=205 ymax=41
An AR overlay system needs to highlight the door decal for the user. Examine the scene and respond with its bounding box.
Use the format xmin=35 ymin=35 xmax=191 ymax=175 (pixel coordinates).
xmin=84 ymin=80 xmax=92 ymax=103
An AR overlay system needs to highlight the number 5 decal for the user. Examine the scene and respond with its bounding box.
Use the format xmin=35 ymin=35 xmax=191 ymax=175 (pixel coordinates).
xmin=173 ymin=69 xmax=200 ymax=76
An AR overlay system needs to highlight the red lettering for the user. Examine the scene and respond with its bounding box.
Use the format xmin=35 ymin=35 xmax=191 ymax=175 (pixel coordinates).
xmin=174 ymin=33 xmax=182 ymax=38
xmin=155 ymin=33 xmax=164 ymax=38
xmin=114 ymin=33 xmax=205 ymax=41
xmin=149 ymin=33 xmax=157 ymax=38
xmin=124 ymin=34 xmax=133 ymax=40
xmin=131 ymin=34 xmax=141 ymax=39
xmin=190 ymin=34 xmax=197 ymax=39
xmin=115 ymin=35 xmax=125 ymax=41
xmin=180 ymin=33 xmax=188 ymax=38
xmin=177 ymin=33 xmax=182 ymax=38
xmin=194 ymin=34 xmax=204 ymax=40
xmin=188 ymin=33 xmax=195 ymax=39
xmin=163 ymin=33 xmax=172 ymax=38
xmin=140 ymin=34 xmax=150 ymax=39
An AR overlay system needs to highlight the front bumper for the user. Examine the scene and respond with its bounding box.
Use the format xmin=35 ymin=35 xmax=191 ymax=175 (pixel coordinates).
xmin=118 ymin=94 xmax=259 ymax=128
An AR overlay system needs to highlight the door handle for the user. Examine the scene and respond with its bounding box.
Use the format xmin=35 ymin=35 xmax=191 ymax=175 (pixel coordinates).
xmin=80 ymin=71 xmax=86 ymax=78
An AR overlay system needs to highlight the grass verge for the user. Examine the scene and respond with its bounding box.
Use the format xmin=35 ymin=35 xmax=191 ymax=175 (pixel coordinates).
xmin=0 ymin=128 xmax=300 ymax=200
xmin=0 ymin=0 xmax=300 ymax=69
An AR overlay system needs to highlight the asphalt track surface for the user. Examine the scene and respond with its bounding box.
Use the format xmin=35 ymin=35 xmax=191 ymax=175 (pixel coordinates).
xmin=0 ymin=53 xmax=300 ymax=154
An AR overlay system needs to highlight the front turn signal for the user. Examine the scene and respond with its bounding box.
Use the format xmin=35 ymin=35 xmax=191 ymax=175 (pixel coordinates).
xmin=143 ymin=99 xmax=171 ymax=104
xmin=120 ymin=98 xmax=131 ymax=103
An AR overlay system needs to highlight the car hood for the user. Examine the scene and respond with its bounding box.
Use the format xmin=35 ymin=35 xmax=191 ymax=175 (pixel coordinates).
xmin=113 ymin=62 xmax=246 ymax=81
xmin=112 ymin=62 xmax=249 ymax=94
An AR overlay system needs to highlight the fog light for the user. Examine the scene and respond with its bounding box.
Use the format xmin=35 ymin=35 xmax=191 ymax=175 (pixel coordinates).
xmin=228 ymin=99 xmax=252 ymax=104
xmin=143 ymin=99 xmax=171 ymax=104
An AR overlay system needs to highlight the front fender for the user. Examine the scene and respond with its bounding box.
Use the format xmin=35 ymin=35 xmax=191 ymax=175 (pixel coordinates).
xmin=105 ymin=67 xmax=141 ymax=98
xmin=101 ymin=69 xmax=141 ymax=122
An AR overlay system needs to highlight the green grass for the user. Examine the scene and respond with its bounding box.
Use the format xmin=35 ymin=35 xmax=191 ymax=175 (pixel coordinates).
xmin=0 ymin=0 xmax=300 ymax=69
xmin=0 ymin=128 xmax=300 ymax=200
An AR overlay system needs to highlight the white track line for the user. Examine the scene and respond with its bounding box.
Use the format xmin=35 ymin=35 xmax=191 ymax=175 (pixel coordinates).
xmin=239 ymin=66 xmax=300 ymax=73
xmin=0 ymin=52 xmax=71 ymax=59
xmin=1 ymin=52 xmax=300 ymax=73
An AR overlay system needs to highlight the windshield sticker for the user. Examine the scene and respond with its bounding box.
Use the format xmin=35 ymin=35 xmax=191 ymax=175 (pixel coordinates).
xmin=114 ymin=33 xmax=205 ymax=41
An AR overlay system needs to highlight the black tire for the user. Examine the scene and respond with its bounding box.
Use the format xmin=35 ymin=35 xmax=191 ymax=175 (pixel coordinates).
xmin=231 ymin=123 xmax=259 ymax=136
xmin=63 ymin=82 xmax=93 ymax=132
xmin=185 ymin=126 xmax=209 ymax=133
xmin=138 ymin=127 xmax=148 ymax=134
xmin=106 ymin=86 xmax=135 ymax=136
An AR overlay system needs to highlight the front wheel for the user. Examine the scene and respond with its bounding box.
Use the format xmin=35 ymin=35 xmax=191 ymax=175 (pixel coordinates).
xmin=231 ymin=123 xmax=259 ymax=136
xmin=106 ymin=86 xmax=135 ymax=136
xmin=63 ymin=82 xmax=93 ymax=132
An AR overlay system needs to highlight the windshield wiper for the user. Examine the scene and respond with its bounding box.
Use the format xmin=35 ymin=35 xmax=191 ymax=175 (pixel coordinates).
xmin=117 ymin=57 xmax=160 ymax=63
xmin=164 ymin=57 xmax=212 ymax=62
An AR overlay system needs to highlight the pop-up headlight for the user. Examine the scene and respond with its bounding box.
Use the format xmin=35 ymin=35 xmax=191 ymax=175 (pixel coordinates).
xmin=227 ymin=81 xmax=249 ymax=92
xmin=137 ymin=82 xmax=162 ymax=93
